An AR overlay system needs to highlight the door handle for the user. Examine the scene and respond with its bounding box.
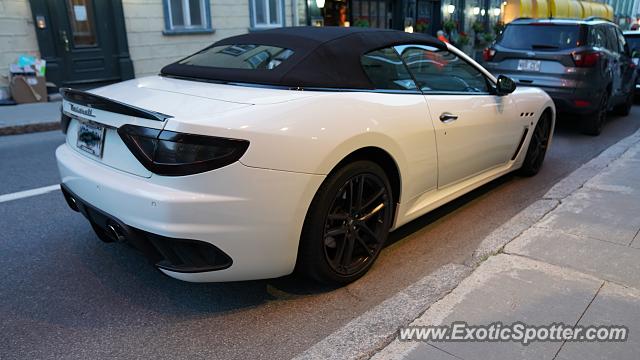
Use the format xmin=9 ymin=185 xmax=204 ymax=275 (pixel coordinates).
xmin=60 ymin=30 xmax=70 ymax=52
xmin=439 ymin=112 xmax=458 ymax=123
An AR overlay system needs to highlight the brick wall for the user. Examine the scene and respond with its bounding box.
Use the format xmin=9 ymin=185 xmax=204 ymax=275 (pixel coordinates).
xmin=0 ymin=0 xmax=39 ymax=87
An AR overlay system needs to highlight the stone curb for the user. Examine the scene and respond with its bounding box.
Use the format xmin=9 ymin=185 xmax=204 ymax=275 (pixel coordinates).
xmin=292 ymin=264 xmax=472 ymax=360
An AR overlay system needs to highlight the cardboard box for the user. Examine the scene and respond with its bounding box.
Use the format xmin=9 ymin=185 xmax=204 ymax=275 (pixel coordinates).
xmin=10 ymin=75 xmax=47 ymax=104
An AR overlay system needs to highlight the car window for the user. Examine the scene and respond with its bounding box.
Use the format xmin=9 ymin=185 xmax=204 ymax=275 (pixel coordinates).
xmin=361 ymin=47 xmax=417 ymax=91
xmin=589 ymin=26 xmax=608 ymax=49
xmin=604 ymin=26 xmax=620 ymax=53
xmin=497 ymin=24 xmax=582 ymax=50
xmin=179 ymin=44 xmax=294 ymax=70
xmin=397 ymin=45 xmax=489 ymax=93
xmin=616 ymin=29 xmax=628 ymax=54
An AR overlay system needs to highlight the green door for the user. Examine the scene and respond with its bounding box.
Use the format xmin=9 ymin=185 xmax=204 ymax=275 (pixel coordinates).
xmin=29 ymin=0 xmax=134 ymax=89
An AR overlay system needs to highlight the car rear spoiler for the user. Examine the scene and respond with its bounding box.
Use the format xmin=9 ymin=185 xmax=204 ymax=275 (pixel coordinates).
xmin=60 ymin=88 xmax=172 ymax=122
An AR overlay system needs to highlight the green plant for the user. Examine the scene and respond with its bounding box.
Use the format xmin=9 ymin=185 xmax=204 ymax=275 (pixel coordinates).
xmin=483 ymin=33 xmax=495 ymax=43
xmin=443 ymin=19 xmax=456 ymax=34
xmin=493 ymin=22 xmax=505 ymax=35
xmin=457 ymin=32 xmax=470 ymax=46
xmin=415 ymin=19 xmax=430 ymax=33
xmin=472 ymin=21 xmax=485 ymax=33
xmin=354 ymin=18 xmax=370 ymax=28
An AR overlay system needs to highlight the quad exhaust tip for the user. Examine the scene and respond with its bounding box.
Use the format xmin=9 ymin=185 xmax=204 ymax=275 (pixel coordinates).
xmin=106 ymin=223 xmax=127 ymax=243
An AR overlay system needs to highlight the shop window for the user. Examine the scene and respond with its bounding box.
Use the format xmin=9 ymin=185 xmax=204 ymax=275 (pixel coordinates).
xmin=251 ymin=0 xmax=284 ymax=28
xmin=163 ymin=0 xmax=212 ymax=34
xmin=361 ymin=47 xmax=417 ymax=91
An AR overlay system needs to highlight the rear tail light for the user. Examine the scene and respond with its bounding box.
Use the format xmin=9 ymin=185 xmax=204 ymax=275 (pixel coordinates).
xmin=118 ymin=125 xmax=249 ymax=176
xmin=573 ymin=100 xmax=591 ymax=108
xmin=572 ymin=51 xmax=600 ymax=67
xmin=483 ymin=48 xmax=496 ymax=61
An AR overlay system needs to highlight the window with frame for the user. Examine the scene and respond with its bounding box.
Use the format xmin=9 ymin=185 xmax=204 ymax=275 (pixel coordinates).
xmin=251 ymin=0 xmax=283 ymax=28
xmin=179 ymin=44 xmax=294 ymax=70
xmin=164 ymin=0 xmax=212 ymax=33
xmin=604 ymin=26 xmax=620 ymax=53
xmin=361 ymin=47 xmax=417 ymax=91
xmin=397 ymin=45 xmax=490 ymax=93
xmin=588 ymin=26 xmax=608 ymax=49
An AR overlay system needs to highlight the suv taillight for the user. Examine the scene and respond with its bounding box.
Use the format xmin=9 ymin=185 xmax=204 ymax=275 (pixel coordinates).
xmin=483 ymin=48 xmax=496 ymax=61
xmin=118 ymin=125 xmax=250 ymax=176
xmin=572 ymin=51 xmax=600 ymax=67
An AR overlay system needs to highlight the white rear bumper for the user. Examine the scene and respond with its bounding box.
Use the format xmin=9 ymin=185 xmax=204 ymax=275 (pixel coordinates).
xmin=56 ymin=143 xmax=324 ymax=282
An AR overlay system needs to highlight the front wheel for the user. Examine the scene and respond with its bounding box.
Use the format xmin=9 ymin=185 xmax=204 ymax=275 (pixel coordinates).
xmin=297 ymin=161 xmax=393 ymax=285
xmin=518 ymin=112 xmax=551 ymax=177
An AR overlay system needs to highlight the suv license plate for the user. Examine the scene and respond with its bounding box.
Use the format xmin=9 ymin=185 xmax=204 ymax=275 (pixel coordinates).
xmin=77 ymin=121 xmax=106 ymax=158
xmin=517 ymin=59 xmax=541 ymax=72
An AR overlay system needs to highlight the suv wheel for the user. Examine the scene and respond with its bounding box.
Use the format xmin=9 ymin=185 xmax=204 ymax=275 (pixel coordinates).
xmin=614 ymin=90 xmax=633 ymax=116
xmin=582 ymin=92 xmax=608 ymax=136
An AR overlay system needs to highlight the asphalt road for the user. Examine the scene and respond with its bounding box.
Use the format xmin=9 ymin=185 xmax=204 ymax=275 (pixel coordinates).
xmin=1 ymin=110 xmax=639 ymax=360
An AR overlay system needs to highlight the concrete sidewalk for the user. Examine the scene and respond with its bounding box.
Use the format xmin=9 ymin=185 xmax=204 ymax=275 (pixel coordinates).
xmin=374 ymin=141 xmax=640 ymax=359
xmin=0 ymin=101 xmax=61 ymax=135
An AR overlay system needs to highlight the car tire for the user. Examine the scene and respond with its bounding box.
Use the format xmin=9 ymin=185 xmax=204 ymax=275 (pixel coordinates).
xmin=297 ymin=160 xmax=393 ymax=285
xmin=582 ymin=92 xmax=608 ymax=136
xmin=614 ymin=90 xmax=633 ymax=116
xmin=518 ymin=112 xmax=552 ymax=177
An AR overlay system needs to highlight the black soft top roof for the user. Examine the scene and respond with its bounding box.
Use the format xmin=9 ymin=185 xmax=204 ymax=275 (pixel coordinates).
xmin=160 ymin=27 xmax=445 ymax=89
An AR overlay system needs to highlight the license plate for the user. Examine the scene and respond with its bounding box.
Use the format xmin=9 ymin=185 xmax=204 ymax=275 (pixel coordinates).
xmin=517 ymin=59 xmax=541 ymax=72
xmin=76 ymin=121 xmax=106 ymax=158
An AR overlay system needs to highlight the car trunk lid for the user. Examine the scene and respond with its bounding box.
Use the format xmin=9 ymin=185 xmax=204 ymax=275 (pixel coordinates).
xmin=61 ymin=84 xmax=253 ymax=178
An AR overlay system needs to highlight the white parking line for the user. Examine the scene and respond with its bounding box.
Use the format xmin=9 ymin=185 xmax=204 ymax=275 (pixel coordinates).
xmin=0 ymin=184 xmax=60 ymax=204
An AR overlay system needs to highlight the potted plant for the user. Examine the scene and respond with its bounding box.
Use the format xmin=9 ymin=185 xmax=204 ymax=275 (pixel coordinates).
xmin=472 ymin=21 xmax=485 ymax=34
xmin=457 ymin=31 xmax=470 ymax=46
xmin=415 ymin=19 xmax=430 ymax=33
xmin=443 ymin=19 xmax=456 ymax=35
xmin=354 ymin=18 xmax=370 ymax=27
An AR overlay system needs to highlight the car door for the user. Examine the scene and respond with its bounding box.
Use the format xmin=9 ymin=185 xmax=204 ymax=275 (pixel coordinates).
xmin=359 ymin=46 xmax=439 ymax=201
xmin=604 ymin=24 xmax=624 ymax=101
xmin=614 ymin=27 xmax=636 ymax=97
xmin=396 ymin=44 xmax=523 ymax=188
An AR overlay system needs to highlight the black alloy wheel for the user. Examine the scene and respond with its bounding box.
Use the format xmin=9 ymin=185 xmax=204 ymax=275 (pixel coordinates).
xmin=297 ymin=161 xmax=393 ymax=284
xmin=518 ymin=112 xmax=551 ymax=177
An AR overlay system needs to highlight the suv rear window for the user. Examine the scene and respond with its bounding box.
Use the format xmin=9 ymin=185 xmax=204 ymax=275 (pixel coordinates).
xmin=497 ymin=24 xmax=583 ymax=50
xmin=179 ymin=45 xmax=294 ymax=70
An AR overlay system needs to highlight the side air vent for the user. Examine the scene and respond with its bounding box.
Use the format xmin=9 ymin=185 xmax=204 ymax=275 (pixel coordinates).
xmin=511 ymin=128 xmax=529 ymax=161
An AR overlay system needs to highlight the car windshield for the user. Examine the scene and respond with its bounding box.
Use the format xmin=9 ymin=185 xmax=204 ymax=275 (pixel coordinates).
xmin=179 ymin=44 xmax=295 ymax=70
xmin=498 ymin=24 xmax=582 ymax=50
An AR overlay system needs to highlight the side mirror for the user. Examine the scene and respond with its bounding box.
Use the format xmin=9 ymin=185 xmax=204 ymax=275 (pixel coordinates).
xmin=496 ymin=75 xmax=516 ymax=95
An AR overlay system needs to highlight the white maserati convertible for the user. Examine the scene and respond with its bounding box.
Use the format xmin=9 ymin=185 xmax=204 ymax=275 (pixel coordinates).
xmin=56 ymin=27 xmax=555 ymax=284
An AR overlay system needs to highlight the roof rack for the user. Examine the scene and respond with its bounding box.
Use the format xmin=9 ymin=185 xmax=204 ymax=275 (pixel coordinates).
xmin=584 ymin=16 xmax=611 ymax=22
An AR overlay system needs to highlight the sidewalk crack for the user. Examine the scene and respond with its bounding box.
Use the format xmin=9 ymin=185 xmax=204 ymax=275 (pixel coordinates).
xmin=629 ymin=227 xmax=640 ymax=247
xmin=427 ymin=343 xmax=466 ymax=360
xmin=552 ymin=281 xmax=605 ymax=360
